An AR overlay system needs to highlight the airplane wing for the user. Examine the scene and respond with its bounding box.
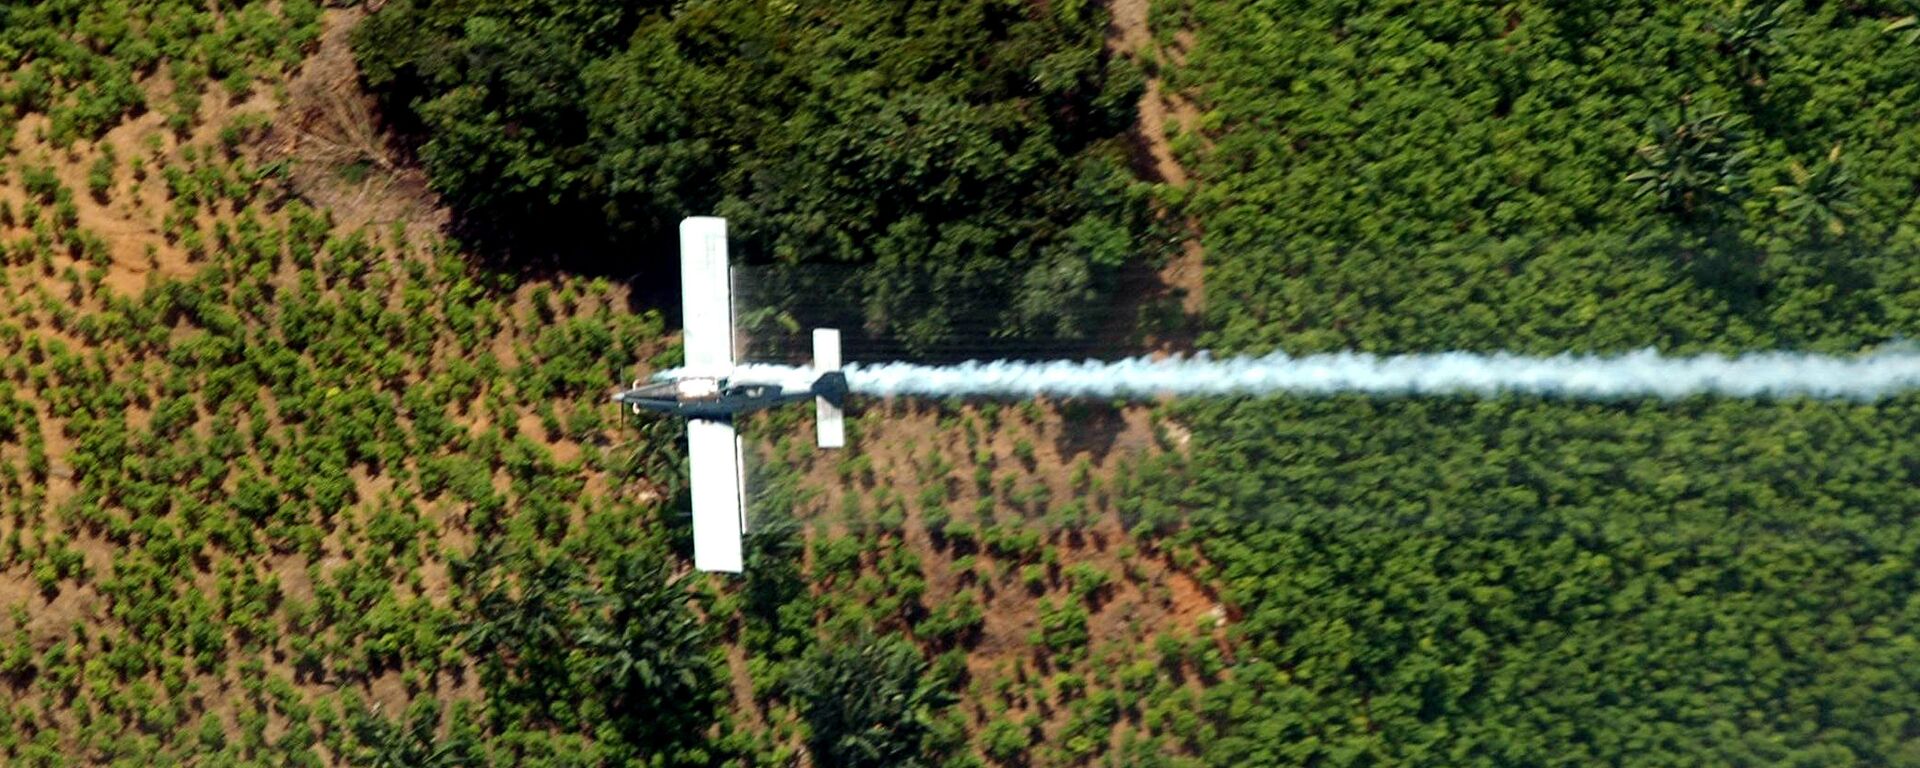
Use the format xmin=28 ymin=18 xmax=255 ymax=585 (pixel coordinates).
xmin=813 ymin=328 xmax=845 ymax=448
xmin=680 ymin=216 xmax=735 ymax=374
xmin=687 ymin=417 xmax=745 ymax=572
xmin=681 ymin=217 xmax=747 ymax=572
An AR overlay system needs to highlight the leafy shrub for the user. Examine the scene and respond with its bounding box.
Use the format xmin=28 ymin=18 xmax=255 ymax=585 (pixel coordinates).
xmin=87 ymin=152 xmax=116 ymax=201
xmin=1064 ymin=563 xmax=1112 ymax=605
xmin=19 ymin=165 xmax=59 ymax=203
xmin=915 ymin=590 xmax=983 ymax=648
xmin=1033 ymin=599 xmax=1089 ymax=663
xmin=979 ymin=719 xmax=1027 ymax=764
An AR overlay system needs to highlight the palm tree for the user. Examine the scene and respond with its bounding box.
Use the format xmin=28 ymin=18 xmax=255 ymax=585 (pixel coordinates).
xmin=789 ymin=633 xmax=956 ymax=768
xmin=348 ymin=701 xmax=480 ymax=768
xmin=572 ymin=552 xmax=714 ymax=750
xmin=1626 ymin=100 xmax=1751 ymax=220
xmin=1710 ymin=1 xmax=1789 ymax=83
xmin=1883 ymin=2 xmax=1920 ymax=46
xmin=458 ymin=552 xmax=579 ymax=686
xmin=1773 ymin=145 xmax=1861 ymax=239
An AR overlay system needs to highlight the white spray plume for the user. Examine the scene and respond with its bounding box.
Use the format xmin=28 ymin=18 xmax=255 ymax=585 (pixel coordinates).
xmin=711 ymin=348 xmax=1920 ymax=401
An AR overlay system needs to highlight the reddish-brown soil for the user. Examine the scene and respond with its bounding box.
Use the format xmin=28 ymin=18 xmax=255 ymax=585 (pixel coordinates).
xmin=779 ymin=394 xmax=1227 ymax=762
xmin=0 ymin=9 xmax=647 ymax=760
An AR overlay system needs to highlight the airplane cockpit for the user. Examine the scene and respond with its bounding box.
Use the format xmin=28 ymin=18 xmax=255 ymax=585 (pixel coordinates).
xmin=675 ymin=377 xmax=722 ymax=400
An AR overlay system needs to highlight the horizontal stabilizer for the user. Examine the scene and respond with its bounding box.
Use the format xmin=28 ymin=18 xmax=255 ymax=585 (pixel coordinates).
xmin=814 ymin=328 xmax=845 ymax=449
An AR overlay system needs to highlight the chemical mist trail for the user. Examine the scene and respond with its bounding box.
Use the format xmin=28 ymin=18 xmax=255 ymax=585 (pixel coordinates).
xmin=737 ymin=349 xmax=1920 ymax=401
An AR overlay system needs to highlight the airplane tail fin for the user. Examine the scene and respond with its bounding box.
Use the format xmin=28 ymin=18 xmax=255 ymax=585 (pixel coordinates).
xmin=812 ymin=329 xmax=846 ymax=448
xmin=814 ymin=372 xmax=849 ymax=405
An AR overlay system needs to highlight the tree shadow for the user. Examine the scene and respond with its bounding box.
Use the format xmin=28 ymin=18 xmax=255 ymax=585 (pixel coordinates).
xmin=346 ymin=56 xmax=691 ymax=322
xmin=1680 ymin=224 xmax=1771 ymax=317
xmin=1668 ymin=219 xmax=1886 ymax=348
xmin=445 ymin=210 xmax=685 ymax=319
xmin=1050 ymin=400 xmax=1132 ymax=468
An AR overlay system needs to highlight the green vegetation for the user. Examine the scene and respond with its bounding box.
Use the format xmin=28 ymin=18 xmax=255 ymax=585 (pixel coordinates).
xmin=1156 ymin=0 xmax=1920 ymax=764
xmin=6 ymin=0 xmax=1919 ymax=765
xmin=0 ymin=0 xmax=322 ymax=145
xmin=790 ymin=632 xmax=957 ymax=768
xmin=352 ymin=0 xmax=1152 ymax=349
xmin=0 ymin=1 xmax=738 ymax=763
xmin=1172 ymin=0 xmax=1920 ymax=354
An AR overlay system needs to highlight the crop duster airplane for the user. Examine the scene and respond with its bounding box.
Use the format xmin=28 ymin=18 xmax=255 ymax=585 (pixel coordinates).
xmin=613 ymin=217 xmax=847 ymax=573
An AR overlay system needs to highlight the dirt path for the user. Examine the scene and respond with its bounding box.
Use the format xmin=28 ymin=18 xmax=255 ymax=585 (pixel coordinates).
xmin=1108 ymin=0 xmax=1193 ymax=188
xmin=1107 ymin=0 xmax=1209 ymax=345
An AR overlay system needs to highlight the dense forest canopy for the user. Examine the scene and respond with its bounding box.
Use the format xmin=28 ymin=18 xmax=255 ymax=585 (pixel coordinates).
xmin=353 ymin=0 xmax=1153 ymax=350
xmin=1158 ymin=0 xmax=1920 ymax=764
xmin=1178 ymin=0 xmax=1920 ymax=355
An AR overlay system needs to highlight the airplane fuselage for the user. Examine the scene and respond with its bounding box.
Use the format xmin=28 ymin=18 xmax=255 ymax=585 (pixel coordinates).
xmin=615 ymin=372 xmax=847 ymax=420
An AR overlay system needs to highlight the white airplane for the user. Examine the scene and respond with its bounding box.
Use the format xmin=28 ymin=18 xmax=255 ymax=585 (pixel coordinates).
xmin=612 ymin=217 xmax=846 ymax=573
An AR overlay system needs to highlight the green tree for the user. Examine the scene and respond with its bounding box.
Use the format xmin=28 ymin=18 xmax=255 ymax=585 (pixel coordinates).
xmin=790 ymin=633 xmax=955 ymax=768
xmin=1709 ymin=0 xmax=1788 ymax=82
xmin=1170 ymin=1 xmax=1920 ymax=764
xmin=1626 ymin=100 xmax=1751 ymax=220
xmin=346 ymin=699 xmax=480 ymax=768
xmin=573 ymin=551 xmax=717 ymax=754
xmin=1771 ymin=144 xmax=1860 ymax=239
xmin=353 ymin=0 xmax=1148 ymax=350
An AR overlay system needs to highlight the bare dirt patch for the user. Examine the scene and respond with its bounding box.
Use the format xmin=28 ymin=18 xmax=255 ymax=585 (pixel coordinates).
xmin=1 ymin=114 xmax=183 ymax=299
xmin=266 ymin=7 xmax=448 ymax=245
